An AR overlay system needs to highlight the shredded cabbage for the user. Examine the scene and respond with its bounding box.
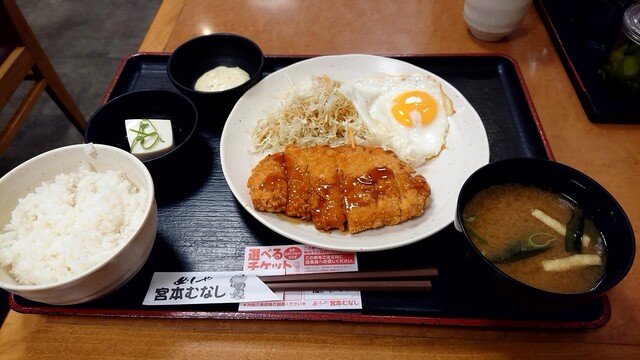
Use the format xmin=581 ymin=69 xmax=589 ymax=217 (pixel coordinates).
xmin=252 ymin=76 xmax=371 ymax=153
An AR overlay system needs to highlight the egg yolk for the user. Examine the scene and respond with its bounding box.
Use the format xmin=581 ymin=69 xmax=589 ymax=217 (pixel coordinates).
xmin=390 ymin=90 xmax=438 ymax=127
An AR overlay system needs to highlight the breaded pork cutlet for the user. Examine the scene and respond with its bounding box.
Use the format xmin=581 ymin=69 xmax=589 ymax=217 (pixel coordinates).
xmin=364 ymin=147 xmax=431 ymax=224
xmin=283 ymin=145 xmax=312 ymax=220
xmin=305 ymin=145 xmax=346 ymax=231
xmin=247 ymin=152 xmax=287 ymax=213
xmin=247 ymin=145 xmax=430 ymax=233
xmin=338 ymin=146 xmax=406 ymax=233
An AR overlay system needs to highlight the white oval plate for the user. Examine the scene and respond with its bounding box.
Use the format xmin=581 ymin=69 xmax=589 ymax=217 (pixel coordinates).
xmin=220 ymin=54 xmax=489 ymax=252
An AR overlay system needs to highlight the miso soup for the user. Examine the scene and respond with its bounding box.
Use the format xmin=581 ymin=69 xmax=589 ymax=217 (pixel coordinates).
xmin=463 ymin=183 xmax=606 ymax=294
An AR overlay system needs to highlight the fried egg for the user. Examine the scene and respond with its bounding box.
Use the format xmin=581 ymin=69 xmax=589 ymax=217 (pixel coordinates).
xmin=340 ymin=73 xmax=454 ymax=167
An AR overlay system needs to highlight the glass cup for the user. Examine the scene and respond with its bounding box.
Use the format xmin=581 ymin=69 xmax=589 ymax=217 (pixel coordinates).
xmin=463 ymin=0 xmax=534 ymax=41
xmin=598 ymin=3 xmax=640 ymax=98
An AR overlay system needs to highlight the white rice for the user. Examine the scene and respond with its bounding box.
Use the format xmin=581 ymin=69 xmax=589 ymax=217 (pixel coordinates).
xmin=0 ymin=161 xmax=148 ymax=286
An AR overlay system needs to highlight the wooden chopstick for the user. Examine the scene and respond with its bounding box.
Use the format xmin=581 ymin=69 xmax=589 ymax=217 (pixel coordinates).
xmin=259 ymin=268 xmax=437 ymax=292
xmin=263 ymin=279 xmax=432 ymax=291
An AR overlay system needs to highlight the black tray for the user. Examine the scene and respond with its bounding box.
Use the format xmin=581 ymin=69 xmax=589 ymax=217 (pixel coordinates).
xmin=10 ymin=53 xmax=610 ymax=329
xmin=536 ymin=0 xmax=640 ymax=123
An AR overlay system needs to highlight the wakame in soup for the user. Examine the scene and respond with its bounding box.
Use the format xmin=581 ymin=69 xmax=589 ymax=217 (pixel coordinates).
xmin=463 ymin=183 xmax=606 ymax=294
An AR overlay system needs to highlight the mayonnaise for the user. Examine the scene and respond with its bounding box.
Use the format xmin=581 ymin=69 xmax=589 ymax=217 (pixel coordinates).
xmin=194 ymin=66 xmax=250 ymax=92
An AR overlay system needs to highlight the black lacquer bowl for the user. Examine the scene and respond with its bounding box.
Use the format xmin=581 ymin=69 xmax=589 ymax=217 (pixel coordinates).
xmin=168 ymin=33 xmax=264 ymax=127
xmin=84 ymin=89 xmax=201 ymax=202
xmin=454 ymin=158 xmax=635 ymax=310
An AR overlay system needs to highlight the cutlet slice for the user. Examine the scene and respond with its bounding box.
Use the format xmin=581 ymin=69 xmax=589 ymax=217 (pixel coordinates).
xmin=337 ymin=146 xmax=404 ymax=233
xmin=368 ymin=148 xmax=431 ymax=221
xmin=305 ymin=146 xmax=346 ymax=231
xmin=283 ymin=145 xmax=313 ymax=220
xmin=358 ymin=147 xmax=408 ymax=227
xmin=247 ymin=152 xmax=287 ymax=213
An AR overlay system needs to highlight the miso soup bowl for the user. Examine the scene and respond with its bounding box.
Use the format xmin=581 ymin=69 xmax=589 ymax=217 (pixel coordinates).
xmin=454 ymin=157 xmax=635 ymax=310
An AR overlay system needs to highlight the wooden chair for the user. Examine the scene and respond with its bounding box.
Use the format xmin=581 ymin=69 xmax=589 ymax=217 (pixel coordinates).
xmin=0 ymin=0 xmax=86 ymax=155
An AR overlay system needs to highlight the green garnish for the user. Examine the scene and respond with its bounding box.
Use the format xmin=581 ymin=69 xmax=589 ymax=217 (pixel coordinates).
xmin=467 ymin=226 xmax=489 ymax=245
xmin=463 ymin=209 xmax=556 ymax=263
xmin=463 ymin=212 xmax=489 ymax=245
xmin=489 ymin=233 xmax=556 ymax=264
xmin=463 ymin=212 xmax=477 ymax=223
xmin=130 ymin=118 xmax=164 ymax=150
xmin=488 ymin=185 xmax=508 ymax=196
xmin=527 ymin=232 xmax=556 ymax=249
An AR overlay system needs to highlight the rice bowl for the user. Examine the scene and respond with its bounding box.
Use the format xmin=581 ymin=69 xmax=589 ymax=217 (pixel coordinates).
xmin=0 ymin=144 xmax=157 ymax=305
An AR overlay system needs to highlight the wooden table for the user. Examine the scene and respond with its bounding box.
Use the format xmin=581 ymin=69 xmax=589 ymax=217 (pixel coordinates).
xmin=1 ymin=1 xmax=639 ymax=358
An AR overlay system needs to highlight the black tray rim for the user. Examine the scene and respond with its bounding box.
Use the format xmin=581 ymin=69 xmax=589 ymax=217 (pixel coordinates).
xmin=10 ymin=53 xmax=612 ymax=329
